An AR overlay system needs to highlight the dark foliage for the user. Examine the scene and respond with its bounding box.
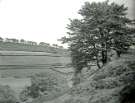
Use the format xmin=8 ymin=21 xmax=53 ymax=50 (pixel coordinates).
xmin=60 ymin=0 xmax=135 ymax=84
xmin=0 ymin=85 xmax=18 ymax=103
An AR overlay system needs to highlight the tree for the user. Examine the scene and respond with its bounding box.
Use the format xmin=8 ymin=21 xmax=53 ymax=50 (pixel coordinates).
xmin=60 ymin=1 xmax=135 ymax=84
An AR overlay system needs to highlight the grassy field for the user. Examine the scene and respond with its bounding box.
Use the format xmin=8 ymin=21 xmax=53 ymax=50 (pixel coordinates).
xmin=0 ymin=77 xmax=31 ymax=95
xmin=0 ymin=50 xmax=72 ymax=99
xmin=0 ymin=51 xmax=70 ymax=66
xmin=0 ymin=42 xmax=68 ymax=54
xmin=0 ymin=51 xmax=71 ymax=77
xmin=0 ymin=68 xmax=73 ymax=99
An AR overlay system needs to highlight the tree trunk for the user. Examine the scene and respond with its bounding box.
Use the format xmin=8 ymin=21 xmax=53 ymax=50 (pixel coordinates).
xmin=116 ymin=50 xmax=121 ymax=57
xmin=99 ymin=28 xmax=108 ymax=66
xmin=101 ymin=50 xmax=108 ymax=65
xmin=96 ymin=59 xmax=101 ymax=69
xmin=73 ymin=72 xmax=81 ymax=85
xmin=95 ymin=54 xmax=101 ymax=69
xmin=73 ymin=67 xmax=82 ymax=85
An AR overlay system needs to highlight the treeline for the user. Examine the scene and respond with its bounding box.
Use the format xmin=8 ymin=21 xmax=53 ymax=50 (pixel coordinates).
xmin=0 ymin=37 xmax=64 ymax=49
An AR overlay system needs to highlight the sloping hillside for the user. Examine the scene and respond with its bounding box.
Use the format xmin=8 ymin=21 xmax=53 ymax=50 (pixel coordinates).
xmin=28 ymin=51 xmax=135 ymax=103
xmin=62 ymin=52 xmax=135 ymax=103
xmin=0 ymin=42 xmax=68 ymax=55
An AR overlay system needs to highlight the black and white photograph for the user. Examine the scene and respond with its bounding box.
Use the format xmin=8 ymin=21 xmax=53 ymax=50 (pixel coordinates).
xmin=0 ymin=0 xmax=135 ymax=103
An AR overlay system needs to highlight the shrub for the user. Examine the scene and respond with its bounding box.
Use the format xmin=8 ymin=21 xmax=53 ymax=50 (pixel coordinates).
xmin=0 ymin=85 xmax=18 ymax=103
xmin=19 ymin=72 xmax=68 ymax=102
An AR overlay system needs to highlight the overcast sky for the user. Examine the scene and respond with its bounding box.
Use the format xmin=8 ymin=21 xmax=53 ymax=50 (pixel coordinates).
xmin=0 ymin=0 xmax=134 ymax=47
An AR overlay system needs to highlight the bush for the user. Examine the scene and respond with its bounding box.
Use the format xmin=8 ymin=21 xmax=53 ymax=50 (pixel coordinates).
xmin=0 ymin=85 xmax=18 ymax=103
xmin=19 ymin=72 xmax=68 ymax=102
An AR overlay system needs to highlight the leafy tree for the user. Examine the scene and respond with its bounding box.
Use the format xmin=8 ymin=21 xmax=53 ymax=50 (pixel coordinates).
xmin=60 ymin=1 xmax=135 ymax=84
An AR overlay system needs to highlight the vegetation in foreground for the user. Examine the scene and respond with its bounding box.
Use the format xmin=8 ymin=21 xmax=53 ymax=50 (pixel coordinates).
xmin=19 ymin=71 xmax=69 ymax=103
xmin=0 ymin=85 xmax=18 ymax=103
xmin=63 ymin=52 xmax=135 ymax=103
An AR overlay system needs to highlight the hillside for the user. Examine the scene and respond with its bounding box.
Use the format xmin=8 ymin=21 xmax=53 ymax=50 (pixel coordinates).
xmin=0 ymin=42 xmax=71 ymax=77
xmin=45 ymin=51 xmax=135 ymax=103
xmin=0 ymin=48 xmax=72 ymax=103
xmin=0 ymin=42 xmax=68 ymax=55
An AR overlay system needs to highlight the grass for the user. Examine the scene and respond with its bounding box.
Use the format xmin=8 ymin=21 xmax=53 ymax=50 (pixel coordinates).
xmin=0 ymin=50 xmax=72 ymax=101
xmin=0 ymin=51 xmax=70 ymax=66
xmin=0 ymin=77 xmax=31 ymax=95
xmin=0 ymin=43 xmax=71 ymax=103
xmin=0 ymin=50 xmax=71 ymax=77
xmin=0 ymin=85 xmax=18 ymax=103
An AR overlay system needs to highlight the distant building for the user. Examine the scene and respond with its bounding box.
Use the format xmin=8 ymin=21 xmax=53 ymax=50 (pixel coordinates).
xmin=5 ymin=38 xmax=12 ymax=42
xmin=39 ymin=42 xmax=50 ymax=46
xmin=26 ymin=41 xmax=37 ymax=45
xmin=11 ymin=39 xmax=19 ymax=43
xmin=5 ymin=38 xmax=19 ymax=43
